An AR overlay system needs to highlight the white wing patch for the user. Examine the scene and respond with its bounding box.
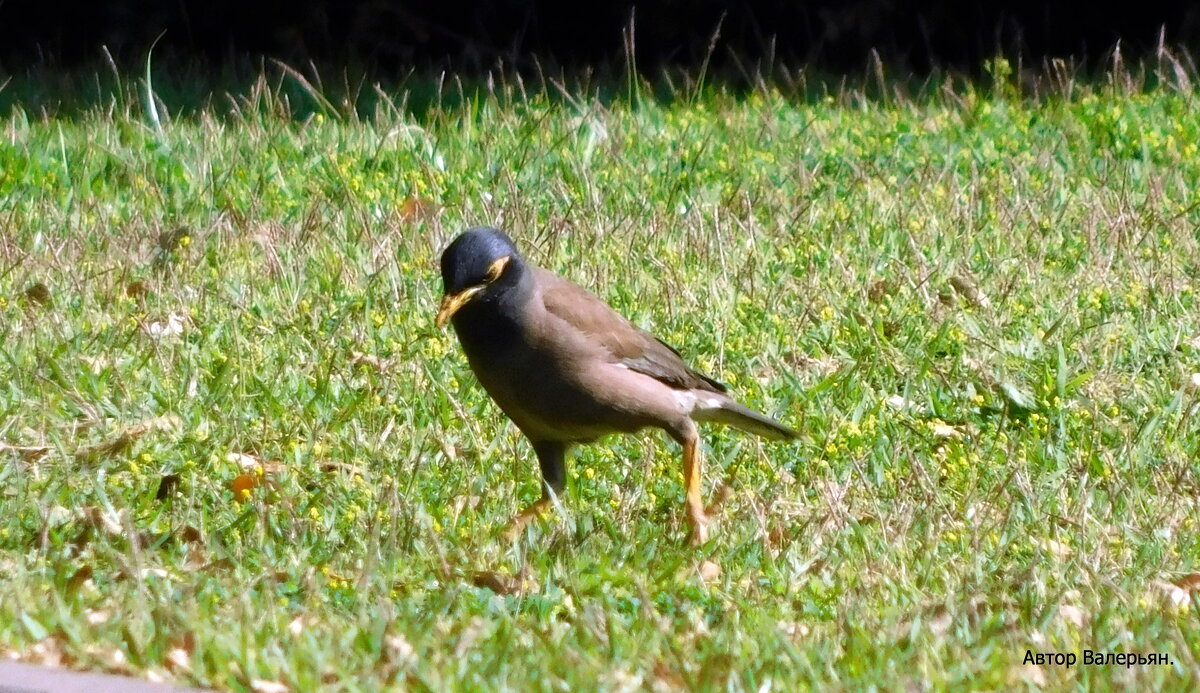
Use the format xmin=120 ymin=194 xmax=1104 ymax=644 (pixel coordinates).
xmin=675 ymin=390 xmax=725 ymax=415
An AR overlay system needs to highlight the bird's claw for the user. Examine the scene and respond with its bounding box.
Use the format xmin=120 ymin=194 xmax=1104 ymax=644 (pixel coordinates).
xmin=687 ymin=516 xmax=710 ymax=547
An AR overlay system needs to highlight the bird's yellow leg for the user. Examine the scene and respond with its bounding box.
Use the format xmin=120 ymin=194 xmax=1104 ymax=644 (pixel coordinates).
xmin=683 ymin=436 xmax=709 ymax=546
xmin=502 ymin=441 xmax=566 ymax=541
xmin=501 ymin=496 xmax=555 ymax=541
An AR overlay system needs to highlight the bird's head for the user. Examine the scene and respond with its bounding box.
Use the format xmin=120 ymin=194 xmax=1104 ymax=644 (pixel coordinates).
xmin=436 ymin=227 xmax=524 ymax=328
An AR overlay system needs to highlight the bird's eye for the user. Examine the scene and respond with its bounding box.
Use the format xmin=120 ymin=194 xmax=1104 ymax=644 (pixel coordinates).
xmin=485 ymin=255 xmax=511 ymax=283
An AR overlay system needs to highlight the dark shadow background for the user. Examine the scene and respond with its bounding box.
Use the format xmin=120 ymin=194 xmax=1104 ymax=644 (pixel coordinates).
xmin=1 ymin=1 xmax=1198 ymax=76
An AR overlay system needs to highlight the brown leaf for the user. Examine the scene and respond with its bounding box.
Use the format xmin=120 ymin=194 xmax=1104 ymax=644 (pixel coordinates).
xmin=177 ymin=525 xmax=203 ymax=544
xmin=85 ymin=609 xmax=111 ymax=625
xmin=157 ymin=227 xmax=190 ymax=253
xmin=23 ymin=282 xmax=53 ymax=306
xmin=201 ymin=558 xmax=234 ymax=573
xmin=1008 ymin=664 xmax=1047 ymax=687
xmin=66 ymin=565 xmax=94 ymax=593
xmin=472 ymin=569 xmax=537 ymax=595
xmin=78 ymin=506 xmax=124 ymax=536
xmin=704 ymin=482 xmax=734 ymax=516
xmin=697 ymin=560 xmax=721 ymax=584
xmin=384 ymin=633 xmax=416 ymax=665
xmin=651 ymin=661 xmax=687 ymax=692
xmin=350 ymin=351 xmax=390 ymax=373
xmin=1058 ymin=604 xmax=1087 ymax=628
xmin=867 ymin=279 xmax=892 ymax=303
xmin=398 ymin=196 xmax=437 ymax=221
xmin=75 ymin=415 xmax=181 ymax=462
xmin=25 ymin=637 xmax=65 ymax=667
xmin=183 ymin=545 xmax=207 ymax=571
xmin=155 ymin=474 xmax=181 ymax=500
xmin=165 ymin=647 xmax=191 ymax=673
xmin=928 ymin=605 xmax=952 ymax=635
xmin=1173 ymin=573 xmax=1200 ymax=591
xmin=949 ymin=274 xmax=990 ymax=308
xmin=1150 ymin=580 xmax=1190 ymax=609
xmin=778 ymin=621 xmax=810 ymax=638
xmin=0 ymin=442 xmax=50 ymax=462
xmin=452 ymin=494 xmax=483 ymax=515
xmin=125 ymin=280 xmax=150 ymax=300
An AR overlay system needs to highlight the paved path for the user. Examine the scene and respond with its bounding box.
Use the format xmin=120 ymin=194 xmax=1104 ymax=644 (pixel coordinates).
xmin=0 ymin=662 xmax=209 ymax=693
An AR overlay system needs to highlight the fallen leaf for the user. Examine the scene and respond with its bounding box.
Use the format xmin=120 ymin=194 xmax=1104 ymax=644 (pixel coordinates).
xmin=1039 ymin=538 xmax=1071 ymax=558
xmin=25 ymin=637 xmax=65 ymax=667
xmin=1150 ymin=580 xmax=1189 ymax=609
xmin=949 ymin=274 xmax=990 ymax=308
xmin=126 ymin=281 xmax=150 ymax=300
xmin=78 ymin=506 xmax=124 ymax=536
xmin=165 ymin=647 xmax=191 ymax=672
xmin=75 ymin=415 xmax=181 ymax=462
xmin=472 ymin=569 xmax=537 ymax=595
xmin=1058 ymin=604 xmax=1087 ymax=628
xmin=85 ymin=609 xmax=111 ymax=625
xmin=66 ymin=565 xmax=94 ymax=593
xmin=1008 ymin=663 xmax=1047 ymax=687
xmin=1000 ymin=382 xmax=1037 ymax=411
xmin=398 ymin=196 xmax=437 ymax=221
xmin=106 ymin=647 xmax=130 ymax=674
xmin=928 ymin=606 xmax=952 ymax=635
xmin=651 ymin=660 xmax=686 ymax=692
xmin=384 ymin=633 xmax=416 ymax=665
xmin=23 ymin=282 xmax=53 ymax=307
xmin=867 ymin=279 xmax=892 ymax=303
xmin=1173 ymin=573 xmax=1200 ymax=591
xmin=704 ymin=483 xmax=734 ymax=515
xmin=0 ymin=442 xmax=50 ymax=462
xmin=155 ymin=474 xmax=181 ymax=500
xmin=451 ymin=495 xmax=482 ymax=515
xmin=350 ymin=351 xmax=390 ymax=373
xmin=697 ymin=560 xmax=721 ymax=584
xmin=931 ymin=422 xmax=963 ymax=440
xmin=177 ymin=525 xmax=203 ymax=544
xmin=183 ymin=544 xmax=207 ymax=571
xmin=157 ymin=227 xmax=190 ymax=253
xmin=250 ymin=680 xmax=289 ymax=693
xmin=777 ymin=621 xmax=810 ymax=638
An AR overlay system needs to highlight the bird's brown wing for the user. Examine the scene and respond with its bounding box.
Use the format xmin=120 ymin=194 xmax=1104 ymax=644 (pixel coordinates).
xmin=536 ymin=268 xmax=726 ymax=393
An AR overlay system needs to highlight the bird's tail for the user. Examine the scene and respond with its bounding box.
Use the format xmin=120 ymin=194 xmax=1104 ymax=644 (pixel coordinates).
xmin=693 ymin=397 xmax=799 ymax=441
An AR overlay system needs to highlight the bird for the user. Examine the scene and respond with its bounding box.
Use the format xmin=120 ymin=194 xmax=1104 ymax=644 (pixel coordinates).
xmin=435 ymin=227 xmax=798 ymax=545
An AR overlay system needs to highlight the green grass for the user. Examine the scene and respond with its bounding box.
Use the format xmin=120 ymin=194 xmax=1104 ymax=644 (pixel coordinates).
xmin=3 ymin=59 xmax=1200 ymax=690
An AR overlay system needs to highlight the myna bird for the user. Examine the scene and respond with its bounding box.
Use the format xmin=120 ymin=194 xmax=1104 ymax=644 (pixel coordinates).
xmin=436 ymin=227 xmax=798 ymax=545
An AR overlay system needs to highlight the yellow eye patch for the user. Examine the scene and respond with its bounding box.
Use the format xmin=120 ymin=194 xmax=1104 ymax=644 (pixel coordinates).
xmin=485 ymin=255 xmax=510 ymax=283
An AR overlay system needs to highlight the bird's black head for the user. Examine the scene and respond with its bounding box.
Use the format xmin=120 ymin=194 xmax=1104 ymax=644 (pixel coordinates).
xmin=436 ymin=227 xmax=525 ymax=328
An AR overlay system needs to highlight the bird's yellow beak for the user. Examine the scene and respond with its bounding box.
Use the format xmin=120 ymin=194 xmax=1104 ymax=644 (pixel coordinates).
xmin=435 ymin=255 xmax=511 ymax=329
xmin=435 ymin=286 xmax=484 ymax=328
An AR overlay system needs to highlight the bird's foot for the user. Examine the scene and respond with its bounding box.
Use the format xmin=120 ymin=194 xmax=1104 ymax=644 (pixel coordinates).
xmin=501 ymin=498 xmax=553 ymax=541
xmin=704 ymin=481 xmax=735 ymax=517
xmin=686 ymin=514 xmax=710 ymax=547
